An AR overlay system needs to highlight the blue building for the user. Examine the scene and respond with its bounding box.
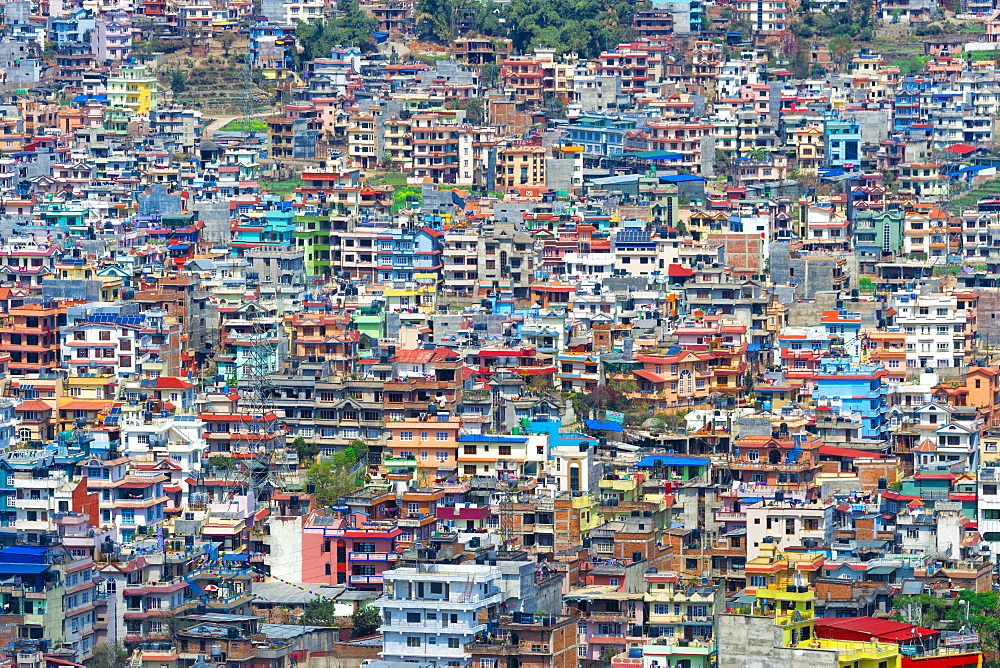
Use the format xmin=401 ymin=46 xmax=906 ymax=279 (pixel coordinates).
xmin=824 ymin=119 xmax=860 ymax=168
xmin=893 ymin=76 xmax=934 ymax=132
xmin=562 ymin=115 xmax=640 ymax=161
xmin=813 ymin=359 xmax=888 ymax=441
xmin=376 ymin=227 xmax=443 ymax=284
xmin=47 ymin=8 xmax=95 ymax=46
xmin=229 ymin=208 xmax=296 ymax=256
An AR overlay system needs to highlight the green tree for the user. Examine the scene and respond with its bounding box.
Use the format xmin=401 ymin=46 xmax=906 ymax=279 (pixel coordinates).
xmin=210 ymin=455 xmax=236 ymax=470
xmin=447 ymin=96 xmax=486 ymax=124
xmin=290 ymin=436 xmax=321 ymax=465
xmin=894 ymin=592 xmax=1000 ymax=654
xmin=91 ymin=642 xmax=130 ymax=668
xmin=743 ymin=147 xmax=770 ymax=161
xmin=185 ymin=27 xmax=204 ymax=54
xmin=332 ymin=0 xmax=379 ymax=50
xmin=300 ymin=597 xmax=340 ymax=626
xmin=170 ymin=71 xmax=188 ymax=94
xmin=218 ymin=30 xmax=237 ymax=56
xmin=828 ymin=35 xmax=853 ymax=70
xmin=308 ymin=440 xmax=368 ymax=504
xmin=352 ymin=605 xmax=382 ymax=636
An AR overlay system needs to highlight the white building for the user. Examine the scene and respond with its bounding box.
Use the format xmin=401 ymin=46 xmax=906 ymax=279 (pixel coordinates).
xmin=375 ymin=563 xmax=503 ymax=667
xmin=744 ymin=501 xmax=833 ymax=560
xmin=892 ymin=292 xmax=967 ymax=369
xmin=976 ymin=464 xmax=1000 ymax=560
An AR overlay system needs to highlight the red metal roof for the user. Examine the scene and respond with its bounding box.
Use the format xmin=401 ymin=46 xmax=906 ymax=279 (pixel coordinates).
xmin=819 ymin=445 xmax=884 ymax=459
xmin=813 ymin=617 xmax=938 ymax=643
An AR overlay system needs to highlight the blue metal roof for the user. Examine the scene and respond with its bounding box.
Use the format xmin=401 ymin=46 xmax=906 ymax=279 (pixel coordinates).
xmin=583 ymin=419 xmax=623 ymax=432
xmin=658 ymin=174 xmax=705 ymax=183
xmin=0 ymin=563 xmax=48 ymax=574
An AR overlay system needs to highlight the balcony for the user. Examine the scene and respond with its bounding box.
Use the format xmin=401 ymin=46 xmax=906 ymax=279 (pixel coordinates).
xmin=348 ymin=552 xmax=398 ymax=562
xmin=466 ymin=643 xmax=551 ymax=655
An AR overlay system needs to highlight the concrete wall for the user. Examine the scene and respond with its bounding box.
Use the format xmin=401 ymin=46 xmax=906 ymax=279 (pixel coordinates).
xmin=192 ymin=200 xmax=233 ymax=245
xmin=717 ymin=614 xmax=840 ymax=668
xmin=137 ymin=184 xmax=182 ymax=216
xmin=263 ymin=516 xmax=304 ymax=583
xmin=977 ymin=290 xmax=1000 ymax=344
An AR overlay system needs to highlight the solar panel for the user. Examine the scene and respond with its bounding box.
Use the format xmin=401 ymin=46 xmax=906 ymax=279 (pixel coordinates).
xmin=616 ymin=229 xmax=650 ymax=243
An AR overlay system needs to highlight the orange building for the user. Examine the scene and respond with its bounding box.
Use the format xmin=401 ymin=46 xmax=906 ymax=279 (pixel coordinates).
xmin=383 ymin=415 xmax=462 ymax=486
xmin=728 ymin=433 xmax=825 ymax=500
xmin=0 ymin=303 xmax=65 ymax=376
xmin=626 ymin=351 xmax=715 ymax=408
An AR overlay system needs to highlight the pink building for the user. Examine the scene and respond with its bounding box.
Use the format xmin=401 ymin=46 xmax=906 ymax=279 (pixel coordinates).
xmin=301 ymin=512 xmax=403 ymax=590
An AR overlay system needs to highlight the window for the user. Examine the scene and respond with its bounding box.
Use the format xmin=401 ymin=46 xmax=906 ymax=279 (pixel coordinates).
xmin=399 ymin=431 xmax=413 ymax=441
xmin=436 ymin=451 xmax=448 ymax=462
xmin=121 ymin=509 xmax=135 ymax=524
xmin=653 ymin=603 xmax=670 ymax=615
xmin=435 ymin=431 xmax=449 ymax=441
xmin=687 ymin=605 xmax=708 ymax=618
xmin=407 ymin=638 xmax=421 ymax=647
xmin=448 ymin=638 xmax=460 ymax=648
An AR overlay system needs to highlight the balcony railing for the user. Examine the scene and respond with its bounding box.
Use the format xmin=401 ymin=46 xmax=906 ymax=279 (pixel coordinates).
xmin=348 ymin=552 xmax=398 ymax=562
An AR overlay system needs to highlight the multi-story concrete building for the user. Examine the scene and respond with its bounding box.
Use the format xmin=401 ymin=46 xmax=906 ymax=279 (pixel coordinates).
xmin=375 ymin=563 xmax=503 ymax=666
xmin=893 ymin=292 xmax=968 ymax=370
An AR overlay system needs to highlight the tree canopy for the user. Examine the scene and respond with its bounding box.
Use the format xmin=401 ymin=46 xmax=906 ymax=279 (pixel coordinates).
xmin=294 ymin=0 xmax=378 ymax=64
xmin=413 ymin=0 xmax=635 ymax=58
xmin=308 ymin=440 xmax=369 ymax=505
xmin=894 ymin=591 xmax=1000 ymax=654
xmin=352 ymin=605 xmax=382 ymax=636
xmin=300 ymin=597 xmax=340 ymax=626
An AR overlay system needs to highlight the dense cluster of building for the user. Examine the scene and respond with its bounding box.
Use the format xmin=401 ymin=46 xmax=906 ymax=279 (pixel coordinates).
xmin=7 ymin=0 xmax=1000 ymax=666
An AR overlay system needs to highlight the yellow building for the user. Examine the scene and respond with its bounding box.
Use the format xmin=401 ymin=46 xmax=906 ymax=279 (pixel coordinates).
xmin=496 ymin=144 xmax=547 ymax=190
xmin=743 ymin=543 xmax=825 ymax=592
xmin=106 ymin=63 xmax=159 ymax=114
xmin=720 ymin=586 xmax=902 ymax=668
xmin=791 ymin=125 xmax=824 ymax=175
xmin=53 ymin=259 xmax=124 ymax=301
xmin=384 ymin=118 xmax=412 ymax=170
xmin=644 ymin=571 xmax=725 ymax=641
